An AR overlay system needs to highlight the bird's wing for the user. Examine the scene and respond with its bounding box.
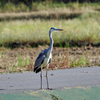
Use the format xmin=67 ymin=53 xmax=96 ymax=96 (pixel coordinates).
xmin=34 ymin=49 xmax=47 ymax=69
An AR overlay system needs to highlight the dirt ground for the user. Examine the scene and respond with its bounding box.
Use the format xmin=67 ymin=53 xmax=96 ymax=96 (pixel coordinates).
xmin=0 ymin=45 xmax=100 ymax=73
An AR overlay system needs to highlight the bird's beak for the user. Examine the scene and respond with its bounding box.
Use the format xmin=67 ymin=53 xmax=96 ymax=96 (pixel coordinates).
xmin=56 ymin=29 xmax=64 ymax=31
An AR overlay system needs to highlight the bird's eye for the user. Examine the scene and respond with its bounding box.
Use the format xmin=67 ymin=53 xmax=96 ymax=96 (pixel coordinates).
xmin=51 ymin=27 xmax=55 ymax=29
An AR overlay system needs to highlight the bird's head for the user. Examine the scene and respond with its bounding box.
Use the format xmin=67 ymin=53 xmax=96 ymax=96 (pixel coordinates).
xmin=50 ymin=27 xmax=64 ymax=32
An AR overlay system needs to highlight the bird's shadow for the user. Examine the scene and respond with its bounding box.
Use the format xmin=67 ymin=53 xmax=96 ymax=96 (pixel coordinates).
xmin=39 ymin=88 xmax=55 ymax=90
xmin=46 ymin=88 xmax=55 ymax=90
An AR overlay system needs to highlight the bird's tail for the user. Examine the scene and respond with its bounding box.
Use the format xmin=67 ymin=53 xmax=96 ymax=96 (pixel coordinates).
xmin=34 ymin=66 xmax=45 ymax=73
xmin=34 ymin=67 xmax=41 ymax=73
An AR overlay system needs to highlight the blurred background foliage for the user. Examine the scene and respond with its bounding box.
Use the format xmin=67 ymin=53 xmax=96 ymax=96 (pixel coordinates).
xmin=0 ymin=0 xmax=99 ymax=10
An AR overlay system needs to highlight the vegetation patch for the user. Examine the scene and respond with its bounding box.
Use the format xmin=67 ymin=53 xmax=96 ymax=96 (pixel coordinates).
xmin=0 ymin=2 xmax=100 ymax=48
xmin=0 ymin=13 xmax=100 ymax=48
xmin=0 ymin=46 xmax=99 ymax=73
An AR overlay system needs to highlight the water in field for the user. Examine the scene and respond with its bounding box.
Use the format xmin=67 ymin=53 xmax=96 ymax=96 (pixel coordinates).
xmin=0 ymin=86 xmax=100 ymax=100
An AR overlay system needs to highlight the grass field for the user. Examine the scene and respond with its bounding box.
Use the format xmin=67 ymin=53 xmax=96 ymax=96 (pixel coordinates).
xmin=0 ymin=12 xmax=100 ymax=47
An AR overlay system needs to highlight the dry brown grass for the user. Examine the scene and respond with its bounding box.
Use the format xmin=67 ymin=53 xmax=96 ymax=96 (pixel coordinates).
xmin=0 ymin=46 xmax=100 ymax=73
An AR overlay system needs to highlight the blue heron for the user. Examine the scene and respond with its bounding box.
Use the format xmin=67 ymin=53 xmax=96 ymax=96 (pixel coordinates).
xmin=34 ymin=27 xmax=64 ymax=89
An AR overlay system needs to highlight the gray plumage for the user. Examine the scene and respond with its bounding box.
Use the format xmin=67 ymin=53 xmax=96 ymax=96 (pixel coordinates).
xmin=34 ymin=27 xmax=64 ymax=89
xmin=34 ymin=49 xmax=50 ymax=73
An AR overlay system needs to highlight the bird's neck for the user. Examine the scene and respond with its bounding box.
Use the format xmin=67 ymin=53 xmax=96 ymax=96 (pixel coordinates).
xmin=48 ymin=30 xmax=53 ymax=52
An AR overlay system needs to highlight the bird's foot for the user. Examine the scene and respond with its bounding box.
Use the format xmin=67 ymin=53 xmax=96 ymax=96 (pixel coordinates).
xmin=46 ymin=88 xmax=55 ymax=90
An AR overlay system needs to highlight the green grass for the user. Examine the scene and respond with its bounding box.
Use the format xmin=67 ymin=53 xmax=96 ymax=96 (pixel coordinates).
xmin=70 ymin=55 xmax=90 ymax=67
xmin=0 ymin=12 xmax=100 ymax=47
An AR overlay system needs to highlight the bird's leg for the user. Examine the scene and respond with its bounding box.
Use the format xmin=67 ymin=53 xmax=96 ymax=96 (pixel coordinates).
xmin=40 ymin=65 xmax=42 ymax=89
xmin=46 ymin=65 xmax=49 ymax=89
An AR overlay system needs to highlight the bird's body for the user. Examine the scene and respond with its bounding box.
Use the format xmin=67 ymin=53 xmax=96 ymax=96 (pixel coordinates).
xmin=34 ymin=27 xmax=64 ymax=89
xmin=34 ymin=49 xmax=52 ymax=73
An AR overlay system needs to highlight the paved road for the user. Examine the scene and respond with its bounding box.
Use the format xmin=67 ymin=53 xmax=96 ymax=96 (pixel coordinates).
xmin=0 ymin=66 xmax=100 ymax=94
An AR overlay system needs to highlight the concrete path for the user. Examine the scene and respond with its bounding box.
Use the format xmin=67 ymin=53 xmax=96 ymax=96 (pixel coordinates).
xmin=0 ymin=66 xmax=100 ymax=94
